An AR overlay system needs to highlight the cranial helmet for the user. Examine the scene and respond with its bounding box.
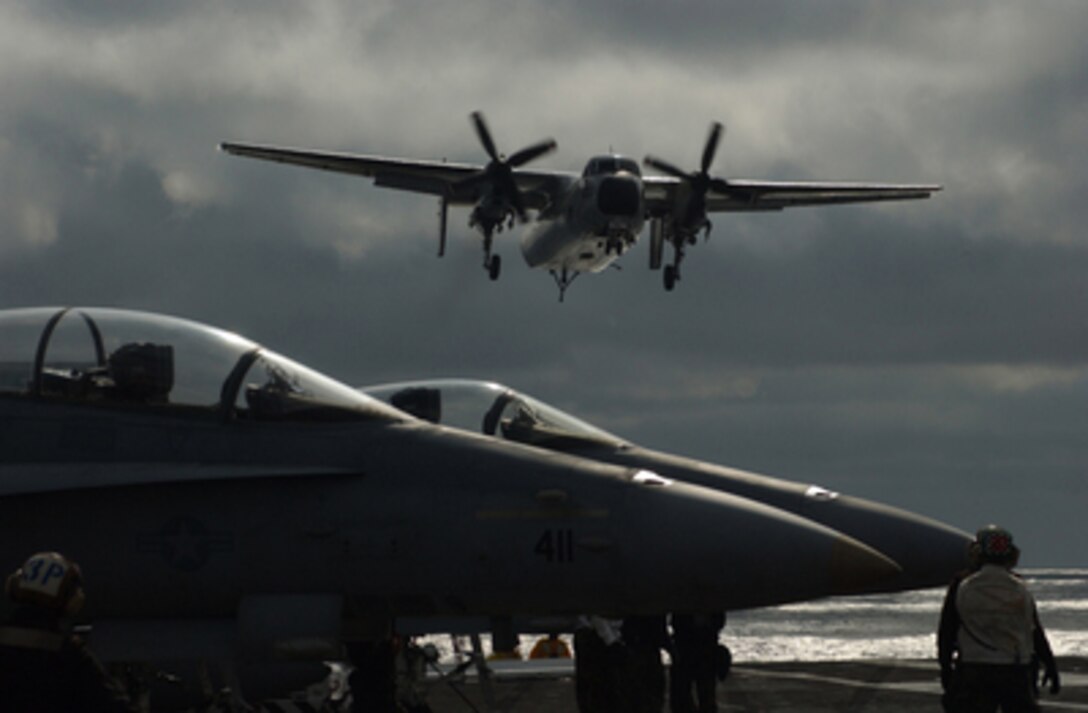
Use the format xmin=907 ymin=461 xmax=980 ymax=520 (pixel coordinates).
xmin=5 ymin=552 xmax=85 ymax=616
xmin=973 ymin=525 xmax=1019 ymax=566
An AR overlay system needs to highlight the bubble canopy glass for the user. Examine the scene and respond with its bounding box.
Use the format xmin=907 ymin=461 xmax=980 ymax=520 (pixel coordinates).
xmin=363 ymin=378 xmax=627 ymax=448
xmin=0 ymin=307 xmax=404 ymax=423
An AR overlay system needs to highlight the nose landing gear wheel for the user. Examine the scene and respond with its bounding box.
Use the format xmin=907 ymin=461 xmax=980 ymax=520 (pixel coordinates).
xmin=488 ymin=254 xmax=502 ymax=281
xmin=664 ymin=264 xmax=678 ymax=291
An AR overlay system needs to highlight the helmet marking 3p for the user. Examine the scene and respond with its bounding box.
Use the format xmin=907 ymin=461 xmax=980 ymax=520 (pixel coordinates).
xmin=5 ymin=552 xmax=85 ymax=615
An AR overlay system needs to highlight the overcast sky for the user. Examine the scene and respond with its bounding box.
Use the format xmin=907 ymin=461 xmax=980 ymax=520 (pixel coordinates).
xmin=1 ymin=1 xmax=1085 ymax=566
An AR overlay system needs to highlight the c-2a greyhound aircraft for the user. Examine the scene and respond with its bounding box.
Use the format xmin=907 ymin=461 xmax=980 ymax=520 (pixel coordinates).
xmin=221 ymin=112 xmax=941 ymax=299
xmin=0 ymin=306 xmax=903 ymax=702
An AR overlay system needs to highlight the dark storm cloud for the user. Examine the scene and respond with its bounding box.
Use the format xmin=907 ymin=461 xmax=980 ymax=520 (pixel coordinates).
xmin=23 ymin=0 xmax=306 ymax=27
xmin=556 ymin=1 xmax=888 ymax=56
xmin=1 ymin=0 xmax=1085 ymax=564
xmin=22 ymin=1 xmax=189 ymax=27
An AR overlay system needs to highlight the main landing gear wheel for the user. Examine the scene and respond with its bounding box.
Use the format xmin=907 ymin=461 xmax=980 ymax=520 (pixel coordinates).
xmin=664 ymin=265 xmax=678 ymax=291
xmin=488 ymin=254 xmax=502 ymax=281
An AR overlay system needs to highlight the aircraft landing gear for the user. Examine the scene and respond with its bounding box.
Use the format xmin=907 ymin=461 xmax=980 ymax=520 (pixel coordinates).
xmin=664 ymin=240 xmax=686 ymax=292
xmin=346 ymin=639 xmax=396 ymax=713
xmin=550 ymin=267 xmax=579 ymax=302
xmin=481 ymin=225 xmax=502 ymax=281
xmin=664 ymin=264 xmax=678 ymax=291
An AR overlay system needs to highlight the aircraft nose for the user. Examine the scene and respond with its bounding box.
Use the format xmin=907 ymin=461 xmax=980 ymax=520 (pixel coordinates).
xmin=629 ymin=482 xmax=905 ymax=612
xmin=803 ymin=494 xmax=972 ymax=592
xmin=597 ymin=176 xmax=641 ymax=216
xmin=699 ymin=498 xmax=902 ymax=609
xmin=828 ymin=535 xmax=903 ymax=595
xmin=879 ymin=514 xmax=972 ymax=591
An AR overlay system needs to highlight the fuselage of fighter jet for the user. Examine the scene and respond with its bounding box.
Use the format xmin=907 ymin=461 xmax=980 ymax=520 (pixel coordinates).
xmin=0 ymin=308 xmax=898 ymax=678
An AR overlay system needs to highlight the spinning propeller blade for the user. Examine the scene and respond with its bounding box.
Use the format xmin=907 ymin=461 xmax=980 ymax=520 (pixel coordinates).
xmin=644 ymin=121 xmax=751 ymax=217
xmin=457 ymin=112 xmax=557 ymax=222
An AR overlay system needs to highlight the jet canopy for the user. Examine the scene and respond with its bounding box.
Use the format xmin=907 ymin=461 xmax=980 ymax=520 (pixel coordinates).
xmin=362 ymin=378 xmax=628 ymax=449
xmin=0 ymin=307 xmax=403 ymax=423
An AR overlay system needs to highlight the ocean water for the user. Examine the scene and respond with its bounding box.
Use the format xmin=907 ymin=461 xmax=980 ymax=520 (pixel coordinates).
xmin=723 ymin=568 xmax=1088 ymax=662
xmin=438 ymin=568 xmax=1087 ymax=664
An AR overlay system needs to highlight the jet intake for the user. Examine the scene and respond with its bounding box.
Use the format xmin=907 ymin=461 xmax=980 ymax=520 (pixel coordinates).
xmin=597 ymin=176 xmax=641 ymax=216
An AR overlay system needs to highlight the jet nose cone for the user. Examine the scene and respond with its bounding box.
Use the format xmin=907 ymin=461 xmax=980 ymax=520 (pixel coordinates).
xmin=829 ymin=536 xmax=902 ymax=595
xmin=883 ymin=519 xmax=972 ymax=591
xmin=806 ymin=495 xmax=972 ymax=592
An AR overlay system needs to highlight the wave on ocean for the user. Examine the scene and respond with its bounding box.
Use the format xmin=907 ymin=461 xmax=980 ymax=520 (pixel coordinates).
xmin=724 ymin=568 xmax=1088 ymax=662
xmin=425 ymin=569 xmax=1087 ymax=664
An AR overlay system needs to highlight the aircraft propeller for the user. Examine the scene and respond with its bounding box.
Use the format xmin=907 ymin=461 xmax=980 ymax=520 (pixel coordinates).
xmin=644 ymin=122 xmax=750 ymax=238
xmin=456 ymin=111 xmax=557 ymax=222
xmin=644 ymin=121 xmax=753 ymax=291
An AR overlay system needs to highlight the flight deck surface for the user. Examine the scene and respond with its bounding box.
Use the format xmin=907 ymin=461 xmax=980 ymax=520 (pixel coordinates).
xmin=419 ymin=658 xmax=1088 ymax=712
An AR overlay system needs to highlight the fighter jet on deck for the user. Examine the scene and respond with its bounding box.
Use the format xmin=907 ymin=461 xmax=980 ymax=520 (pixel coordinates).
xmin=221 ymin=112 xmax=940 ymax=299
xmin=362 ymin=379 xmax=972 ymax=593
xmin=0 ymin=307 xmax=897 ymax=701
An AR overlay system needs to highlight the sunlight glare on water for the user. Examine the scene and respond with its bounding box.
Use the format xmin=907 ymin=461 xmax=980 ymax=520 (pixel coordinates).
xmin=424 ymin=569 xmax=1088 ymax=664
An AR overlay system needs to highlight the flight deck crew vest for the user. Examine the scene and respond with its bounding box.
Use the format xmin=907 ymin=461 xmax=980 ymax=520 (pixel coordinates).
xmin=0 ymin=610 xmax=137 ymax=713
xmin=530 ymin=636 xmax=572 ymax=659
xmin=955 ymin=564 xmax=1035 ymax=665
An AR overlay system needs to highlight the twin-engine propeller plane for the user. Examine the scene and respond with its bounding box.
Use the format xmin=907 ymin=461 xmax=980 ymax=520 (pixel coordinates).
xmin=221 ymin=112 xmax=941 ymax=299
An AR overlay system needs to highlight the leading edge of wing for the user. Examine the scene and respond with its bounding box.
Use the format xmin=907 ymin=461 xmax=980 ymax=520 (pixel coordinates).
xmin=220 ymin=141 xmax=481 ymax=195
xmin=724 ymin=178 xmax=942 ymax=200
xmin=643 ymin=175 xmax=942 ymax=212
xmin=219 ymin=142 xmax=574 ymax=202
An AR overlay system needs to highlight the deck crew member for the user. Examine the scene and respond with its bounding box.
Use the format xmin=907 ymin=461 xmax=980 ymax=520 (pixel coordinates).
xmin=669 ymin=612 xmax=726 ymax=713
xmin=938 ymin=526 xmax=1059 ymax=713
xmin=529 ymin=632 xmax=572 ymax=659
xmin=622 ymin=615 xmax=670 ymax=713
xmin=0 ymin=552 xmax=139 ymax=713
xmin=574 ymin=616 xmax=624 ymax=713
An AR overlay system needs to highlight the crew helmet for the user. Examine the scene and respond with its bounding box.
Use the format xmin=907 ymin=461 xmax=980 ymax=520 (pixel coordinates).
xmin=5 ymin=552 xmax=85 ymax=615
xmin=973 ymin=525 xmax=1019 ymax=566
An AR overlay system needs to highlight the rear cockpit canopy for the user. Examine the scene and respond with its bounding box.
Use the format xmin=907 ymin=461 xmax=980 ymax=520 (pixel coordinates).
xmin=363 ymin=378 xmax=628 ymax=449
xmin=582 ymin=155 xmax=641 ymax=178
xmin=0 ymin=307 xmax=403 ymax=423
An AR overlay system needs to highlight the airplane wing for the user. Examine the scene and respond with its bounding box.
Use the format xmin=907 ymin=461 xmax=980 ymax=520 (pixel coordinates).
xmin=219 ymin=142 xmax=573 ymax=210
xmin=642 ymin=175 xmax=941 ymax=214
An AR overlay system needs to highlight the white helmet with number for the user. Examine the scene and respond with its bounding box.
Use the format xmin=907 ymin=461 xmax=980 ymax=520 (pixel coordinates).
xmin=5 ymin=552 xmax=85 ymax=616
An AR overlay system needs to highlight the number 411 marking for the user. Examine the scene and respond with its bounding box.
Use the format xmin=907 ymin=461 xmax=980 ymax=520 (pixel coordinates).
xmin=535 ymin=529 xmax=575 ymax=563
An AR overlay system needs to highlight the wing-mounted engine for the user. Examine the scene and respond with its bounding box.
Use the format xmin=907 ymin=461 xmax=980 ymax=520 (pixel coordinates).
xmin=644 ymin=122 xmax=751 ymax=291
xmin=454 ymin=112 xmax=557 ymax=281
